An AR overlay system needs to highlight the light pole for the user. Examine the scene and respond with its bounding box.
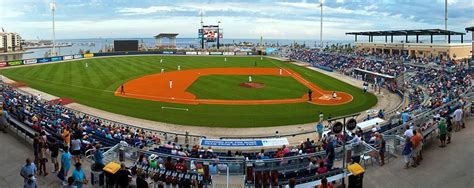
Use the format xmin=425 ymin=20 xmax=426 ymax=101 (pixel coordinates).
xmin=217 ymin=21 xmax=221 ymax=49
xmin=319 ymin=0 xmax=324 ymax=49
xmin=444 ymin=0 xmax=448 ymax=42
xmin=50 ymin=2 xmax=56 ymax=56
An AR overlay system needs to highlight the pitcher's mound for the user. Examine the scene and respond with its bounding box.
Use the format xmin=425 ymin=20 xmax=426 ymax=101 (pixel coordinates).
xmin=239 ymin=82 xmax=265 ymax=89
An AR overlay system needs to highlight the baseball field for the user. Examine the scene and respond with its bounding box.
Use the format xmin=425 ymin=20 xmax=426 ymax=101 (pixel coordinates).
xmin=0 ymin=56 xmax=377 ymax=127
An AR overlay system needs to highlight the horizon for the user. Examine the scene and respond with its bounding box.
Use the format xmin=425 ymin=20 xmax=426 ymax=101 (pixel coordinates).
xmin=1 ymin=0 xmax=473 ymax=40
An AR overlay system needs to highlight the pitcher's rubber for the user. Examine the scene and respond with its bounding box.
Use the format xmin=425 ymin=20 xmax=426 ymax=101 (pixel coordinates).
xmin=114 ymin=68 xmax=353 ymax=105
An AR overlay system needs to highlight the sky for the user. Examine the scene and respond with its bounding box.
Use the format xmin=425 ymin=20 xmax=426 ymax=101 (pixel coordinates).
xmin=0 ymin=0 xmax=473 ymax=40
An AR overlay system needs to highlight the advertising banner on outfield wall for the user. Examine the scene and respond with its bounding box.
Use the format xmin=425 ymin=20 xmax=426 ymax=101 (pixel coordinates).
xmin=223 ymin=52 xmax=234 ymax=56
xmin=84 ymin=53 xmax=94 ymax=58
xmin=7 ymin=60 xmax=23 ymax=66
xmin=73 ymin=54 xmax=84 ymax=59
xmin=235 ymin=52 xmax=247 ymax=56
xmin=162 ymin=51 xmax=175 ymax=54
xmin=200 ymin=138 xmax=289 ymax=148
xmin=247 ymin=52 xmax=256 ymax=55
xmin=37 ymin=58 xmax=52 ymax=63
xmin=209 ymin=52 xmax=223 ymax=55
xmin=197 ymin=52 xmax=209 ymax=55
xmin=23 ymin=59 xmax=38 ymax=65
xmin=51 ymin=56 xmax=63 ymax=62
xmin=0 ymin=61 xmax=7 ymax=67
xmin=186 ymin=52 xmax=198 ymax=55
xmin=63 ymin=55 xmax=73 ymax=60
xmin=175 ymin=51 xmax=185 ymax=55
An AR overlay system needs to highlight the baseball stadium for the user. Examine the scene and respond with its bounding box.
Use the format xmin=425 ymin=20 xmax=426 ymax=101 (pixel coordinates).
xmin=0 ymin=0 xmax=473 ymax=188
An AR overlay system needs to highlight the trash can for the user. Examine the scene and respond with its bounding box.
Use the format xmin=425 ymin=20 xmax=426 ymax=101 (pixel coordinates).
xmin=90 ymin=170 xmax=104 ymax=186
xmin=347 ymin=163 xmax=365 ymax=188
xmin=119 ymin=147 xmax=125 ymax=162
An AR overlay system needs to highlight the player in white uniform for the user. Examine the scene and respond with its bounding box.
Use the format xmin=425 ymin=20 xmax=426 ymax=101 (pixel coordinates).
xmin=169 ymin=80 xmax=173 ymax=88
xmin=248 ymin=76 xmax=253 ymax=83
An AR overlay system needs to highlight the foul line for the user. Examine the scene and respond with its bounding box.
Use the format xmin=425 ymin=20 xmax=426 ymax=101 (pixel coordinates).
xmin=161 ymin=106 xmax=189 ymax=111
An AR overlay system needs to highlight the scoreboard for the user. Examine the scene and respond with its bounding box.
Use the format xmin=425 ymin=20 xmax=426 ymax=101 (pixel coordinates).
xmin=198 ymin=25 xmax=223 ymax=42
xmin=114 ymin=40 xmax=139 ymax=52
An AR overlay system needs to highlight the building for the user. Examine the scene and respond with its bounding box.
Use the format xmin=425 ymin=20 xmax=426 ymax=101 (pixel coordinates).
xmin=154 ymin=33 xmax=178 ymax=49
xmin=466 ymin=26 xmax=474 ymax=59
xmin=0 ymin=32 xmax=22 ymax=53
xmin=346 ymin=29 xmax=470 ymax=60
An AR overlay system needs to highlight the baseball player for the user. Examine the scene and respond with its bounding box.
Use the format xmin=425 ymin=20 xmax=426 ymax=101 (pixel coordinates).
xmin=169 ymin=80 xmax=173 ymax=89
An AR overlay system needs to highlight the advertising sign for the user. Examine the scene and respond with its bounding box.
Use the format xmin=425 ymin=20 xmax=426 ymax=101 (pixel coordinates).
xmin=73 ymin=54 xmax=84 ymax=59
xmin=37 ymin=58 xmax=52 ymax=63
xmin=200 ymin=138 xmax=289 ymax=148
xmin=23 ymin=59 xmax=38 ymax=65
xmin=84 ymin=53 xmax=94 ymax=58
xmin=0 ymin=61 xmax=7 ymax=67
xmin=51 ymin=56 xmax=63 ymax=62
xmin=63 ymin=55 xmax=73 ymax=60
xmin=209 ymin=52 xmax=223 ymax=55
xmin=7 ymin=60 xmax=23 ymax=66
xmin=223 ymin=52 xmax=234 ymax=56
xmin=175 ymin=51 xmax=185 ymax=55
xmin=162 ymin=51 xmax=175 ymax=54
xmin=235 ymin=52 xmax=247 ymax=56
xmin=186 ymin=52 xmax=198 ymax=55
xmin=197 ymin=52 xmax=209 ymax=55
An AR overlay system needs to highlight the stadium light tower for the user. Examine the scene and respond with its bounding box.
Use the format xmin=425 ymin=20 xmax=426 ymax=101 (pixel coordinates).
xmin=444 ymin=0 xmax=448 ymax=42
xmin=50 ymin=1 xmax=56 ymax=56
xmin=319 ymin=0 xmax=324 ymax=49
xmin=217 ymin=21 xmax=221 ymax=49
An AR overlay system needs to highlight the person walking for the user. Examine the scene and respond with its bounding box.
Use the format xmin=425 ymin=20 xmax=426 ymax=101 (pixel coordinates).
xmin=308 ymin=90 xmax=313 ymax=101
xmin=20 ymin=158 xmax=37 ymax=184
xmin=115 ymin=163 xmax=132 ymax=188
xmin=120 ymin=84 xmax=125 ymax=95
xmin=71 ymin=136 xmax=82 ymax=163
xmin=375 ymin=134 xmax=386 ymax=166
xmin=410 ymin=130 xmax=422 ymax=167
xmin=71 ymin=163 xmax=87 ymax=188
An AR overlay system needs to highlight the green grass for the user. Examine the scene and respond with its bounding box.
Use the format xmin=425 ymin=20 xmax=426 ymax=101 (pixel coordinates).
xmin=187 ymin=75 xmax=309 ymax=100
xmin=0 ymin=56 xmax=377 ymax=127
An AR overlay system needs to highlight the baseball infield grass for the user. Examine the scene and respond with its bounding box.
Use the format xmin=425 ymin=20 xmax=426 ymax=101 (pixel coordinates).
xmin=187 ymin=75 xmax=309 ymax=100
xmin=0 ymin=56 xmax=377 ymax=127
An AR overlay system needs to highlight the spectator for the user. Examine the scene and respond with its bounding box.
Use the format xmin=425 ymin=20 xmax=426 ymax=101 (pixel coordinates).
xmin=71 ymin=136 xmax=82 ymax=163
xmin=438 ymin=118 xmax=447 ymax=148
xmin=325 ymin=135 xmax=335 ymax=170
xmin=136 ymin=173 xmax=148 ymax=188
xmin=71 ymin=162 xmax=87 ymax=188
xmin=164 ymin=156 xmax=175 ymax=170
xmin=61 ymin=146 xmax=72 ymax=178
xmin=93 ymin=143 xmax=104 ymax=170
xmin=402 ymin=137 xmax=412 ymax=169
xmin=316 ymin=121 xmax=324 ymax=141
xmin=115 ymin=163 xmax=132 ymax=188
xmin=317 ymin=177 xmax=334 ymax=188
xmin=24 ymin=174 xmax=37 ymax=188
xmin=38 ymin=138 xmax=48 ymax=176
xmin=20 ymin=158 xmax=36 ymax=184
xmin=375 ymin=134 xmax=386 ymax=166
xmin=63 ymin=176 xmax=75 ymax=188
xmin=446 ymin=116 xmax=453 ymax=144
xmin=317 ymin=161 xmax=328 ymax=174
xmin=175 ymin=159 xmax=188 ymax=173
xmin=411 ymin=130 xmax=422 ymax=167
xmin=50 ymin=139 xmax=60 ymax=173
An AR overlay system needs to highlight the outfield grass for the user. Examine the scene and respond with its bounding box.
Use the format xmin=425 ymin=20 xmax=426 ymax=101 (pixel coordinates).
xmin=0 ymin=56 xmax=377 ymax=127
xmin=187 ymin=75 xmax=309 ymax=100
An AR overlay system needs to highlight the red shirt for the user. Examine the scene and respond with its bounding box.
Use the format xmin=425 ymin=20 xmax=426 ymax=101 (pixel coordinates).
xmin=175 ymin=163 xmax=187 ymax=173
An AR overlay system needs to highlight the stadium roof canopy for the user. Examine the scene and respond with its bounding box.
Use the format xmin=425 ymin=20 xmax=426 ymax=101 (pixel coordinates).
xmin=466 ymin=26 xmax=474 ymax=32
xmin=154 ymin=33 xmax=179 ymax=38
xmin=346 ymin=29 xmax=465 ymax=36
xmin=346 ymin=29 xmax=466 ymax=43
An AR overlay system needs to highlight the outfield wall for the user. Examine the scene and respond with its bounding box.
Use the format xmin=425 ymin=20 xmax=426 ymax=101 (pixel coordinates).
xmin=0 ymin=51 xmax=260 ymax=68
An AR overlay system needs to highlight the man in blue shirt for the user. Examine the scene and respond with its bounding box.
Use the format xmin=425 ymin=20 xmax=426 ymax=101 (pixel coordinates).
xmin=20 ymin=158 xmax=36 ymax=184
xmin=316 ymin=121 xmax=324 ymax=141
xmin=402 ymin=111 xmax=410 ymax=124
xmin=93 ymin=144 xmax=104 ymax=170
xmin=61 ymin=146 xmax=72 ymax=178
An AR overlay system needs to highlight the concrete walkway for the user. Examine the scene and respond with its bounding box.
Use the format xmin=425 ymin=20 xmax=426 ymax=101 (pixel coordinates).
xmin=0 ymin=129 xmax=92 ymax=188
xmin=364 ymin=117 xmax=474 ymax=188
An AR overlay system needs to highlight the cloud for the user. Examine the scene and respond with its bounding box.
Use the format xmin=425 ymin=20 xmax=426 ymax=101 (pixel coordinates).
xmin=117 ymin=6 xmax=188 ymax=15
